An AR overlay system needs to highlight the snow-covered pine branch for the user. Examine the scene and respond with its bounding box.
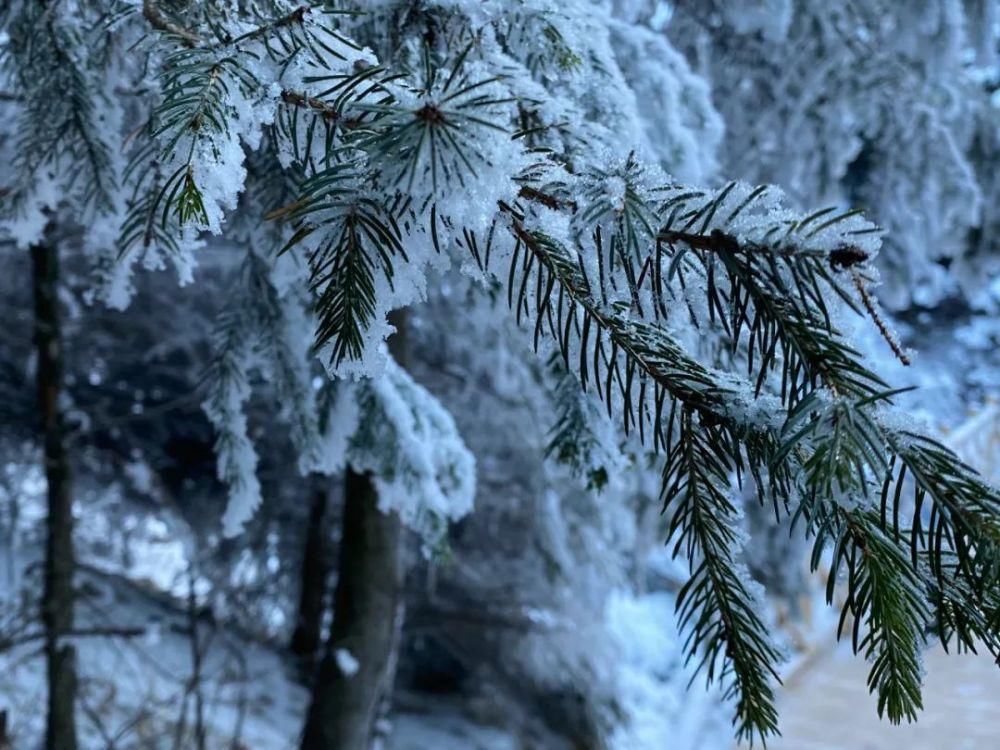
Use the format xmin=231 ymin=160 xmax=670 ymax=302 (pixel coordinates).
xmin=3 ymin=0 xmax=1000 ymax=743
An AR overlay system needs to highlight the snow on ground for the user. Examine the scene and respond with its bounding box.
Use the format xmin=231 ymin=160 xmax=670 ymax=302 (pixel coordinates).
xmin=0 ymin=563 xmax=307 ymax=749
xmin=606 ymin=590 xmax=730 ymax=750
xmin=767 ymin=641 xmax=1000 ymax=750
xmin=0 ymin=558 xmax=525 ymax=750
xmin=389 ymin=714 xmax=517 ymax=750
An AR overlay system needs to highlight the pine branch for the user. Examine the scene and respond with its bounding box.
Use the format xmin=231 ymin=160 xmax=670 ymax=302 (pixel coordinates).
xmin=881 ymin=430 xmax=1000 ymax=587
xmin=243 ymin=253 xmax=323 ymax=468
xmin=486 ymin=201 xmax=790 ymax=738
xmin=142 ymin=0 xmax=314 ymax=50
xmin=141 ymin=0 xmax=335 ymax=225
xmin=279 ymin=164 xmax=405 ymax=366
xmin=2 ymin=5 xmax=116 ymax=212
xmin=654 ymin=193 xmax=890 ymax=404
xmin=492 ymin=178 xmax=1000 ymax=738
xmin=276 ymin=64 xmax=392 ymax=171
xmin=666 ymin=410 xmax=782 ymax=743
xmin=257 ymin=35 xmax=1000 ymax=744
xmin=350 ymin=44 xmax=514 ymax=195
xmin=228 ymin=5 xmax=311 ymax=47
xmin=544 ymin=352 xmax=617 ymax=490
xmin=827 ymin=508 xmax=929 ymax=724
xmin=645 ymin=184 xmax=1000 ymax=604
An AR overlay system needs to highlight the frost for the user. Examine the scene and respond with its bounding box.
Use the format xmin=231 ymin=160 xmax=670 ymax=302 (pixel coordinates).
xmin=669 ymin=0 xmax=989 ymax=309
xmin=203 ymin=306 xmax=262 ymax=538
xmin=608 ymin=19 xmax=723 ymax=182
xmin=351 ymin=356 xmax=477 ymax=550
xmin=315 ymin=383 xmax=361 ymax=475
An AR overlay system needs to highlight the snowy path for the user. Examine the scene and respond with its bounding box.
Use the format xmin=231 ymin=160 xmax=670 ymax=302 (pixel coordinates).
xmin=760 ymin=405 xmax=1000 ymax=749
xmin=766 ymin=642 xmax=1000 ymax=750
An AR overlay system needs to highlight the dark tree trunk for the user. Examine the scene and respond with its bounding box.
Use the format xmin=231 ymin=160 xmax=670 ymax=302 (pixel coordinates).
xmin=290 ymin=480 xmax=331 ymax=670
xmin=0 ymin=709 xmax=11 ymax=750
xmin=300 ymin=312 xmax=408 ymax=750
xmin=299 ymin=471 xmax=403 ymax=750
xmin=32 ymin=240 xmax=78 ymax=750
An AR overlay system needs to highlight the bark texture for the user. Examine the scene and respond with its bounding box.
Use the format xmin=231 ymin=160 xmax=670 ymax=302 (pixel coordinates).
xmin=290 ymin=480 xmax=331 ymax=670
xmin=32 ymin=240 xmax=79 ymax=750
xmin=299 ymin=470 xmax=403 ymax=750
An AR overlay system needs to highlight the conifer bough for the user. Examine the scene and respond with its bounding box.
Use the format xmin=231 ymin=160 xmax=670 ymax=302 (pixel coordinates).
xmin=2 ymin=0 xmax=999 ymax=744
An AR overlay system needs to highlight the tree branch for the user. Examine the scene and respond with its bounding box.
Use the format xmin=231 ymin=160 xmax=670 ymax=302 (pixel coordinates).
xmin=0 ymin=626 xmax=146 ymax=653
xmin=141 ymin=0 xmax=199 ymax=47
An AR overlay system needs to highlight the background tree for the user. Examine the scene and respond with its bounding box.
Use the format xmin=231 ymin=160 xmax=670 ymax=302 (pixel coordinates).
xmin=1 ymin=1 xmax=999 ymax=748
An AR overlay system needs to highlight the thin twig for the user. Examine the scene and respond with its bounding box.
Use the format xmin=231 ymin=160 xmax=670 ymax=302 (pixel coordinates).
xmin=228 ymin=6 xmax=310 ymax=46
xmin=517 ymin=185 xmax=578 ymax=212
xmin=141 ymin=0 xmax=200 ymax=47
xmin=280 ymin=89 xmax=339 ymax=120
xmin=143 ymin=0 xmax=311 ymax=49
xmin=852 ymin=271 xmax=911 ymax=365
xmin=0 ymin=626 xmax=145 ymax=653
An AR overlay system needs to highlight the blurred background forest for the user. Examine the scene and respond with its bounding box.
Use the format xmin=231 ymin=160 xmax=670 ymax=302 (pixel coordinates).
xmin=2 ymin=1 xmax=1000 ymax=749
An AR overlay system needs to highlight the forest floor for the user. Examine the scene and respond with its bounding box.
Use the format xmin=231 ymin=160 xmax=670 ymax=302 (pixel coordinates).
xmin=768 ymin=640 xmax=1000 ymax=750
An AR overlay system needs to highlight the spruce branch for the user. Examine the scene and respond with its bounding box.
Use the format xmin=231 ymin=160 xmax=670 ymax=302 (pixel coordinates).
xmin=488 ymin=200 xmax=790 ymax=738
xmin=642 ymin=185 xmax=1000 ymax=604
xmin=117 ymin=138 xmax=182 ymax=258
xmin=827 ymin=508 xmax=929 ymax=724
xmin=350 ymin=47 xmax=514 ymax=195
xmin=277 ymin=63 xmax=394 ymax=171
xmin=227 ymin=5 xmax=311 ymax=47
xmin=256 ymin=33 xmax=1000 ymax=745
xmin=142 ymin=0 xmax=315 ymax=51
xmin=665 ymin=410 xmax=782 ymax=743
xmin=141 ymin=0 xmax=348 ymax=226
xmin=492 ymin=176 xmax=1000 ymax=738
xmin=2 ymin=4 xmax=116 ymax=212
xmin=278 ymin=163 xmax=406 ymax=366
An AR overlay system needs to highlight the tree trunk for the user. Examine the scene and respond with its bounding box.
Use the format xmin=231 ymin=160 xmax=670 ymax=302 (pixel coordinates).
xmin=0 ymin=709 xmax=11 ymax=750
xmin=32 ymin=240 xmax=78 ymax=750
xmin=290 ymin=479 xmax=330 ymax=671
xmin=300 ymin=312 xmax=408 ymax=750
xmin=300 ymin=470 xmax=403 ymax=750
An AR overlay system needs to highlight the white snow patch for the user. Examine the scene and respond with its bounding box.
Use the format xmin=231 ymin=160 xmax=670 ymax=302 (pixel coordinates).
xmin=335 ymin=648 xmax=360 ymax=677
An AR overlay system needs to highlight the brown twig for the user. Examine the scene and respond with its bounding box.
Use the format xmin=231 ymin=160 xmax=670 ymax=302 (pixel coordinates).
xmin=141 ymin=0 xmax=200 ymax=47
xmin=658 ymin=228 xmax=873 ymax=271
xmin=143 ymin=1 xmax=311 ymax=49
xmin=517 ymin=185 xmax=578 ymax=212
xmin=852 ymin=271 xmax=911 ymax=366
xmin=280 ymin=89 xmax=339 ymax=121
xmin=658 ymin=228 xmax=741 ymax=254
xmin=228 ymin=6 xmax=310 ymax=47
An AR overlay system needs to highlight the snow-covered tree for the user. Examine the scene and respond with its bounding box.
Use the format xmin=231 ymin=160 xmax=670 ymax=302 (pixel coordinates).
xmin=668 ymin=0 xmax=999 ymax=310
xmin=3 ymin=1 xmax=1000 ymax=746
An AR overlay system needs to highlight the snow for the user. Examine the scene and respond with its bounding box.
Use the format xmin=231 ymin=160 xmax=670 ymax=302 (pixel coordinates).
xmin=353 ymin=356 xmax=477 ymax=550
xmin=388 ymin=713 xmax=517 ymax=750
xmin=3 ymin=1 xmax=1000 ymax=748
xmin=605 ymin=590 xmax=730 ymax=750
xmin=335 ymin=647 xmax=360 ymax=677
